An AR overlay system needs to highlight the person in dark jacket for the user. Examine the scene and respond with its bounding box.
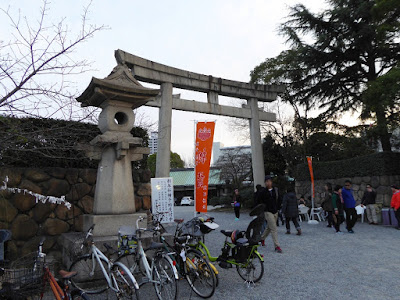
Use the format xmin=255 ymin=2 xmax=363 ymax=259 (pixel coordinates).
xmin=233 ymin=189 xmax=241 ymax=221
xmin=332 ymin=185 xmax=344 ymax=234
xmin=254 ymin=184 xmax=267 ymax=232
xmin=361 ymin=184 xmax=378 ymax=225
xmin=321 ymin=183 xmax=333 ymax=228
xmin=253 ymin=184 xmax=263 ymax=208
xmin=260 ymin=176 xmax=282 ymax=253
xmin=281 ymin=187 xmax=301 ymax=235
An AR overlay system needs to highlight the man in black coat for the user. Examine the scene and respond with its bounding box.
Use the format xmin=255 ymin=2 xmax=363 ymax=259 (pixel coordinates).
xmin=361 ymin=184 xmax=378 ymax=225
xmin=259 ymin=176 xmax=283 ymax=253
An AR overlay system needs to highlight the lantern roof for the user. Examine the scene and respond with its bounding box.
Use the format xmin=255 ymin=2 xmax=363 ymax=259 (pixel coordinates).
xmin=76 ymin=64 xmax=160 ymax=108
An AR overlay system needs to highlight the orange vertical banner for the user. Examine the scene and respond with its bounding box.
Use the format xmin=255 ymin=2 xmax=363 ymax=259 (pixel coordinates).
xmin=195 ymin=122 xmax=215 ymax=213
xmin=307 ymin=156 xmax=315 ymax=198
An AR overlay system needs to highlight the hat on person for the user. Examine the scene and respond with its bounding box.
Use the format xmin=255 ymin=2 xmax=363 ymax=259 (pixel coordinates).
xmin=391 ymin=184 xmax=399 ymax=190
xmin=265 ymin=175 xmax=272 ymax=181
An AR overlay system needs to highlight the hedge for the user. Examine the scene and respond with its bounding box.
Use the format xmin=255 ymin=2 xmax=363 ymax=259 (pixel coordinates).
xmin=295 ymin=152 xmax=400 ymax=180
xmin=0 ymin=115 xmax=148 ymax=168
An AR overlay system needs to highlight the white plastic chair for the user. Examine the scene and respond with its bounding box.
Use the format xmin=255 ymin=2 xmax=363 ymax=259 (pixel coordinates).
xmin=310 ymin=207 xmax=325 ymax=222
xmin=298 ymin=206 xmax=309 ymax=222
xmin=355 ymin=205 xmax=365 ymax=223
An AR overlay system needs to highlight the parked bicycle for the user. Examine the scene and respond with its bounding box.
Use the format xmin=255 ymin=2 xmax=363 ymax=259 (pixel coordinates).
xmin=149 ymin=215 xmax=216 ymax=298
xmin=0 ymin=237 xmax=89 ymax=300
xmin=115 ymin=216 xmax=179 ymax=300
xmin=184 ymin=205 xmax=266 ymax=284
xmin=69 ymin=224 xmax=139 ymax=299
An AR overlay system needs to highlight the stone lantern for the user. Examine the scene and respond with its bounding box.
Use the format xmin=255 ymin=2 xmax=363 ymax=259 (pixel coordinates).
xmin=76 ymin=64 xmax=160 ymax=235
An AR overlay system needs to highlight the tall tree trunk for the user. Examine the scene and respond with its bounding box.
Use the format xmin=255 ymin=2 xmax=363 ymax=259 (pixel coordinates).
xmin=375 ymin=105 xmax=392 ymax=152
xmin=367 ymin=54 xmax=392 ymax=152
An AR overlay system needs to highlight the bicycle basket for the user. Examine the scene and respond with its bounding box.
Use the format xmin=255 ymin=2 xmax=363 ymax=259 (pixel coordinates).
xmin=200 ymin=221 xmax=219 ymax=234
xmin=179 ymin=218 xmax=204 ymax=237
xmin=66 ymin=232 xmax=92 ymax=260
xmin=118 ymin=226 xmax=138 ymax=255
xmin=0 ymin=252 xmax=46 ymax=298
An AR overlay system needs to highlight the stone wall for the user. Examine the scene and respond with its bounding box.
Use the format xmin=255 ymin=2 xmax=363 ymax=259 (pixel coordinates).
xmin=295 ymin=174 xmax=399 ymax=207
xmin=0 ymin=167 xmax=151 ymax=260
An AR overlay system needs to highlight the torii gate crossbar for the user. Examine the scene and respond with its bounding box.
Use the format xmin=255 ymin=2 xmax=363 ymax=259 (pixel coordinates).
xmin=115 ymin=49 xmax=285 ymax=189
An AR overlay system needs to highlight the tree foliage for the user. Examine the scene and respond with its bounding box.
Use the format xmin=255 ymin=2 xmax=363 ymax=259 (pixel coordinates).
xmin=147 ymin=152 xmax=185 ymax=177
xmin=251 ymin=0 xmax=400 ymax=151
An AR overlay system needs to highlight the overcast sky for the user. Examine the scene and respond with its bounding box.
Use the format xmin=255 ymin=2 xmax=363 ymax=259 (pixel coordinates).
xmin=1 ymin=0 xmax=331 ymax=162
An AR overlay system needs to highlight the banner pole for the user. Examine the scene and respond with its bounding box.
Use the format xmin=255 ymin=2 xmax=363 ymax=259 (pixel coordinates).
xmin=307 ymin=156 xmax=318 ymax=224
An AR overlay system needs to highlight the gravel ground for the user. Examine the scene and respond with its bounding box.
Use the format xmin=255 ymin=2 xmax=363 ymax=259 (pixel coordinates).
xmin=83 ymin=206 xmax=400 ymax=300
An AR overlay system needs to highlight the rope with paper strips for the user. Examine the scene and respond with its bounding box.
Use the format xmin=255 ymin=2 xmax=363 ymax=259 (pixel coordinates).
xmin=0 ymin=176 xmax=71 ymax=209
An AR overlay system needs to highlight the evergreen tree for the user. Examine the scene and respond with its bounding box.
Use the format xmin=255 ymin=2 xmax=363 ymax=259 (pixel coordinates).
xmin=251 ymin=0 xmax=400 ymax=151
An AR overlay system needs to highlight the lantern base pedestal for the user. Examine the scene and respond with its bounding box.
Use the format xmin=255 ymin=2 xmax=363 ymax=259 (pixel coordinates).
xmin=78 ymin=213 xmax=147 ymax=236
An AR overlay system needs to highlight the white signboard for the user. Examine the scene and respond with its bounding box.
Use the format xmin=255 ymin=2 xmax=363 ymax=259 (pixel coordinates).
xmin=151 ymin=177 xmax=174 ymax=223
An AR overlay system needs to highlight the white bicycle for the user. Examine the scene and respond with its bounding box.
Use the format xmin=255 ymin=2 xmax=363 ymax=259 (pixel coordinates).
xmin=69 ymin=224 xmax=140 ymax=299
xmin=116 ymin=216 xmax=179 ymax=300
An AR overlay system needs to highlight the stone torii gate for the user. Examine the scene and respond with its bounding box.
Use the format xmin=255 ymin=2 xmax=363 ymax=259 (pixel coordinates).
xmin=115 ymin=49 xmax=284 ymax=188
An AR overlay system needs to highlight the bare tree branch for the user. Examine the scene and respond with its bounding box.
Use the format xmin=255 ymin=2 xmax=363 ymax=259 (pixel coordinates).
xmin=0 ymin=0 xmax=107 ymax=120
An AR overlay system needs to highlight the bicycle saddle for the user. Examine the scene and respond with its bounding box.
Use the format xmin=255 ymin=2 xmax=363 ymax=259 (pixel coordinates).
xmin=220 ymin=230 xmax=233 ymax=237
xmin=59 ymin=270 xmax=77 ymax=279
xmin=174 ymin=219 xmax=184 ymax=224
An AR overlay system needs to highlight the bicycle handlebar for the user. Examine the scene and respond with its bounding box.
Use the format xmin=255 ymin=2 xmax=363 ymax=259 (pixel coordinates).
xmin=80 ymin=224 xmax=95 ymax=249
xmin=136 ymin=216 xmax=144 ymax=231
xmin=38 ymin=236 xmax=46 ymax=258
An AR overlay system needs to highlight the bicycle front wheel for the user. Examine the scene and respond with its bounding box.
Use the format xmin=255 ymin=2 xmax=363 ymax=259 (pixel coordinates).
xmin=236 ymin=253 xmax=264 ymax=283
xmin=195 ymin=243 xmax=219 ymax=287
xmin=184 ymin=249 xmax=216 ymax=298
xmin=112 ymin=263 xmax=140 ymax=299
xmin=69 ymin=255 xmax=108 ymax=294
xmin=152 ymin=254 xmax=178 ymax=300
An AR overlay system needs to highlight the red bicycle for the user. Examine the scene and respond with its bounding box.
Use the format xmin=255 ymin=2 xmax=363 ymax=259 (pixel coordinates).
xmin=0 ymin=238 xmax=89 ymax=300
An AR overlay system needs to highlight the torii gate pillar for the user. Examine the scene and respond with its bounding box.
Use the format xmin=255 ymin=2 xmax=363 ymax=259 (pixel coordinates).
xmin=156 ymin=83 xmax=173 ymax=178
xmin=248 ymin=98 xmax=266 ymax=187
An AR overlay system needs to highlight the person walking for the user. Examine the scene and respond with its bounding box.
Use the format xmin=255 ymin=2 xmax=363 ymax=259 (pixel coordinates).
xmin=332 ymin=185 xmax=344 ymax=234
xmin=233 ymin=189 xmax=242 ymax=221
xmin=260 ymin=176 xmax=283 ymax=253
xmin=281 ymin=186 xmax=301 ymax=235
xmin=342 ymin=180 xmax=357 ymax=233
xmin=321 ymin=183 xmax=333 ymax=228
xmin=390 ymin=185 xmax=400 ymax=230
xmin=361 ymin=184 xmax=378 ymax=225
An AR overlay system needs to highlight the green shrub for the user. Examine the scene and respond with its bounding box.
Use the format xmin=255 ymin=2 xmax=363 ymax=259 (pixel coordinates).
xmin=295 ymin=152 xmax=400 ymax=180
xmin=209 ymin=196 xmax=231 ymax=207
xmin=0 ymin=115 xmax=148 ymax=169
xmin=238 ymin=187 xmax=255 ymax=209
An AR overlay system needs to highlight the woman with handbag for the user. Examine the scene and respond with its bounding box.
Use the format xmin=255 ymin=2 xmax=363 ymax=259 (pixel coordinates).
xmin=233 ymin=189 xmax=242 ymax=221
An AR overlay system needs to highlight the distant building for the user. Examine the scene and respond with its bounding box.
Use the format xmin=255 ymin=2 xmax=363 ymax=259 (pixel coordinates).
xmin=149 ymin=131 xmax=158 ymax=155
xmin=212 ymin=142 xmax=224 ymax=165
xmin=169 ymin=167 xmax=225 ymax=200
xmin=212 ymin=142 xmax=251 ymax=165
